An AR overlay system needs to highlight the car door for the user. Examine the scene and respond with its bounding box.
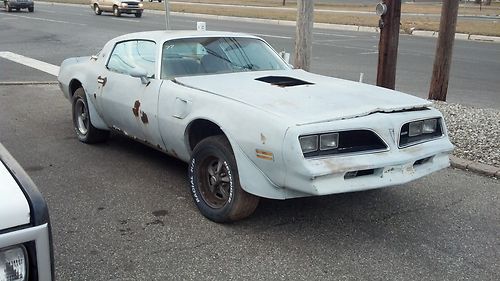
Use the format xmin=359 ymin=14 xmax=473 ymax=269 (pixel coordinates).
xmin=95 ymin=39 xmax=165 ymax=148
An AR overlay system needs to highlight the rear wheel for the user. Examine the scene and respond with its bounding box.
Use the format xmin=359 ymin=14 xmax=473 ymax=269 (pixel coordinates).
xmin=72 ymin=88 xmax=109 ymax=143
xmin=15 ymin=7 xmax=19 ymax=11
xmin=28 ymin=7 xmax=33 ymax=12
xmin=189 ymin=135 xmax=259 ymax=222
xmin=135 ymin=12 xmax=142 ymax=18
xmin=94 ymin=4 xmax=101 ymax=15
xmin=113 ymin=5 xmax=121 ymax=17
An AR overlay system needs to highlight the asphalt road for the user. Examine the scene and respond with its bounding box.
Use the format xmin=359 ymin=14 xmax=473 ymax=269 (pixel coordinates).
xmin=0 ymin=84 xmax=499 ymax=280
xmin=0 ymin=3 xmax=499 ymax=280
xmin=0 ymin=2 xmax=499 ymax=109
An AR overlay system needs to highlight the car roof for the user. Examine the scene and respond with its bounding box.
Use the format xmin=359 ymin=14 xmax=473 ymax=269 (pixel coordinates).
xmin=112 ymin=30 xmax=260 ymax=43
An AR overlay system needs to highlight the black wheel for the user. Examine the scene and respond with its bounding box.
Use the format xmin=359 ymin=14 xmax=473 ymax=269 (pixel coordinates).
xmin=28 ymin=7 xmax=33 ymax=12
xmin=158 ymin=0 xmax=162 ymax=2
xmin=113 ymin=5 xmax=121 ymax=17
xmin=94 ymin=4 xmax=101 ymax=15
xmin=72 ymin=87 xmax=109 ymax=143
xmin=135 ymin=12 xmax=142 ymax=18
xmin=189 ymin=135 xmax=259 ymax=222
xmin=15 ymin=7 xmax=19 ymax=11
xmin=6 ymin=3 xmax=12 ymax=12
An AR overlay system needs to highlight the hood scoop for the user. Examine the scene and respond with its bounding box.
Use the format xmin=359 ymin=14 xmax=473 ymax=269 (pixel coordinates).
xmin=255 ymin=76 xmax=314 ymax=87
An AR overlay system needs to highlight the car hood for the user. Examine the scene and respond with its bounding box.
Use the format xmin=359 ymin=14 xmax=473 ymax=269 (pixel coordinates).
xmin=175 ymin=69 xmax=431 ymax=125
xmin=0 ymin=161 xmax=30 ymax=230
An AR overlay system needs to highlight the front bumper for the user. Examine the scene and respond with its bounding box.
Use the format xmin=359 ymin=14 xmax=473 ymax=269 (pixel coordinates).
xmin=118 ymin=7 xmax=143 ymax=14
xmin=282 ymin=109 xmax=454 ymax=196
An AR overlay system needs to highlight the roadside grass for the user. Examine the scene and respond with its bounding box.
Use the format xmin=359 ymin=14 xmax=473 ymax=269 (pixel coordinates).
xmin=43 ymin=0 xmax=500 ymax=36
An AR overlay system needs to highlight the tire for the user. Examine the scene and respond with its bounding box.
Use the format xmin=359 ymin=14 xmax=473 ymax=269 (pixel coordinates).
xmin=16 ymin=7 xmax=19 ymax=11
xmin=135 ymin=12 xmax=142 ymax=18
xmin=94 ymin=4 xmax=101 ymax=15
xmin=72 ymin=87 xmax=109 ymax=143
xmin=158 ymin=0 xmax=162 ymax=2
xmin=113 ymin=5 xmax=121 ymax=17
xmin=189 ymin=135 xmax=259 ymax=222
xmin=28 ymin=7 xmax=33 ymax=12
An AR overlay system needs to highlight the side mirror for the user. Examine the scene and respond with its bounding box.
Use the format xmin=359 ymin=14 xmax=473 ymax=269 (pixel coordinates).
xmin=129 ymin=66 xmax=149 ymax=84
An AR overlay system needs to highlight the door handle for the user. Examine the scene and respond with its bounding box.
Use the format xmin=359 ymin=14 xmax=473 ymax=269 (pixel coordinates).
xmin=97 ymin=76 xmax=107 ymax=86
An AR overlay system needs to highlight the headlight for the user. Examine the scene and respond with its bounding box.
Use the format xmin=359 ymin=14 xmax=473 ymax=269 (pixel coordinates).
xmin=399 ymin=118 xmax=443 ymax=147
xmin=139 ymin=3 xmax=143 ymax=7
xmin=299 ymin=130 xmax=387 ymax=158
xmin=0 ymin=245 xmax=28 ymax=281
xmin=121 ymin=3 xmax=128 ymax=7
xmin=299 ymin=135 xmax=318 ymax=154
xmin=320 ymin=133 xmax=339 ymax=150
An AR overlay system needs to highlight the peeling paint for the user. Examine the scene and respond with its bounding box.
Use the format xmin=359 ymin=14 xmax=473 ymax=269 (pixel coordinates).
xmin=260 ymin=133 xmax=267 ymax=145
xmin=132 ymin=100 xmax=140 ymax=117
xmin=140 ymin=111 xmax=149 ymax=124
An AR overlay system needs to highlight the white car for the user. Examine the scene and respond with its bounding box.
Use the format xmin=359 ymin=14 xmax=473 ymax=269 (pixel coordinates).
xmin=57 ymin=30 xmax=454 ymax=222
xmin=0 ymin=143 xmax=54 ymax=280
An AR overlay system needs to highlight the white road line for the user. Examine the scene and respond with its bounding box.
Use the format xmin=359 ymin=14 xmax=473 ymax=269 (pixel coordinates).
xmin=0 ymin=52 xmax=59 ymax=76
xmin=252 ymin=33 xmax=293 ymax=39
xmin=111 ymin=17 xmax=140 ymax=23
xmin=0 ymin=13 xmax=86 ymax=26
xmin=360 ymin=51 xmax=379 ymax=55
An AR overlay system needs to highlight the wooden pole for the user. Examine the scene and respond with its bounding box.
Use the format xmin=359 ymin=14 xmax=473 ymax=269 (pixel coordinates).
xmin=428 ymin=0 xmax=459 ymax=101
xmin=294 ymin=0 xmax=314 ymax=71
xmin=376 ymin=0 xmax=401 ymax=90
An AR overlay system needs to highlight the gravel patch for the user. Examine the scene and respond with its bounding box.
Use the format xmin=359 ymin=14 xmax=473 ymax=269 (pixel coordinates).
xmin=432 ymin=101 xmax=500 ymax=168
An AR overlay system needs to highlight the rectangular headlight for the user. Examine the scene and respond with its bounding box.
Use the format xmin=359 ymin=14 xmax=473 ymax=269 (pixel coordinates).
xmin=423 ymin=119 xmax=438 ymax=134
xmin=320 ymin=133 xmax=339 ymax=150
xmin=408 ymin=120 xmax=423 ymax=137
xmin=0 ymin=245 xmax=27 ymax=281
xmin=299 ymin=135 xmax=318 ymax=154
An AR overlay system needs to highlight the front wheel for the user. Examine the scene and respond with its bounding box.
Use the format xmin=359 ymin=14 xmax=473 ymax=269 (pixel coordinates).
xmin=28 ymin=7 xmax=33 ymax=12
xmin=135 ymin=12 xmax=142 ymax=18
xmin=189 ymin=135 xmax=259 ymax=223
xmin=72 ymin=87 xmax=109 ymax=143
xmin=113 ymin=5 xmax=121 ymax=17
xmin=94 ymin=4 xmax=101 ymax=15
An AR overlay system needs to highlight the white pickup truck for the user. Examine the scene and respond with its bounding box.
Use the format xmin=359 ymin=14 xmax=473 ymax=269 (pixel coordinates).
xmin=0 ymin=143 xmax=53 ymax=281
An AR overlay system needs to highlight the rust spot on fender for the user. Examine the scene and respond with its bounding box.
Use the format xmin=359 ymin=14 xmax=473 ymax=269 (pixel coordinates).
xmin=260 ymin=133 xmax=267 ymax=145
xmin=132 ymin=100 xmax=140 ymax=117
xmin=93 ymin=93 xmax=97 ymax=99
xmin=140 ymin=112 xmax=149 ymax=124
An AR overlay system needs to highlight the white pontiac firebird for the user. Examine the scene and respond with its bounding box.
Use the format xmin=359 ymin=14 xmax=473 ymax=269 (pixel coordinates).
xmin=58 ymin=30 xmax=454 ymax=222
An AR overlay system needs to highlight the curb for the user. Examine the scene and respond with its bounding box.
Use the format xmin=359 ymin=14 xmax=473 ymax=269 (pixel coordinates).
xmin=38 ymin=1 xmax=500 ymax=43
xmin=449 ymin=155 xmax=500 ymax=178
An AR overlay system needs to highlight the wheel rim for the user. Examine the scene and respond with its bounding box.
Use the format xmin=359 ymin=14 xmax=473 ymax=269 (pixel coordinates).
xmin=198 ymin=156 xmax=231 ymax=209
xmin=114 ymin=7 xmax=118 ymax=15
xmin=95 ymin=6 xmax=99 ymax=13
xmin=75 ymin=99 xmax=89 ymax=135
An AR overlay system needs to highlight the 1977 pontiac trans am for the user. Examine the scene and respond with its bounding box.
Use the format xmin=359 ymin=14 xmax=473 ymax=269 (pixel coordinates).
xmin=58 ymin=31 xmax=454 ymax=222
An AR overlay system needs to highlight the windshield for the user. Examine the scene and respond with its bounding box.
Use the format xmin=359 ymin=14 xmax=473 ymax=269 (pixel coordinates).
xmin=161 ymin=37 xmax=288 ymax=79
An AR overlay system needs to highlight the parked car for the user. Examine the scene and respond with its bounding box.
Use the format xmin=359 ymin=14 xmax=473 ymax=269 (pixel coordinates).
xmin=3 ymin=0 xmax=34 ymax=12
xmin=0 ymin=143 xmax=54 ymax=280
xmin=90 ymin=0 xmax=143 ymax=17
xmin=57 ymin=31 xmax=454 ymax=222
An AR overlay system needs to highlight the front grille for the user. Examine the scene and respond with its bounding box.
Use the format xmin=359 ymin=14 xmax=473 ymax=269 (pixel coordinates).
xmin=302 ymin=130 xmax=388 ymax=158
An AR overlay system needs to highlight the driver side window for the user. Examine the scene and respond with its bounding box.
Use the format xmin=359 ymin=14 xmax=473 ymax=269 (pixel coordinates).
xmin=107 ymin=40 xmax=156 ymax=78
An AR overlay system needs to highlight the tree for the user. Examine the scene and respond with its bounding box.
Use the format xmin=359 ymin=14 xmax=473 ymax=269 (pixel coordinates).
xmin=294 ymin=0 xmax=314 ymax=70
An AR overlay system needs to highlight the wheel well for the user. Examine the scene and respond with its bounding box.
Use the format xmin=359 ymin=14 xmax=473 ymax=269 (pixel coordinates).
xmin=187 ymin=119 xmax=224 ymax=151
xmin=69 ymin=79 xmax=82 ymax=99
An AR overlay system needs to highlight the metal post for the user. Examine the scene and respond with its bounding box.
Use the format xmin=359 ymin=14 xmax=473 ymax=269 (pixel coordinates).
xmin=376 ymin=0 xmax=401 ymax=90
xmin=164 ymin=0 xmax=170 ymax=30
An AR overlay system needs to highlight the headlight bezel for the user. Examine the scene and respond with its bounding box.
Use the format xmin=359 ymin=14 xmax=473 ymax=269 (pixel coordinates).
xmin=299 ymin=129 xmax=388 ymax=158
xmin=399 ymin=117 xmax=444 ymax=148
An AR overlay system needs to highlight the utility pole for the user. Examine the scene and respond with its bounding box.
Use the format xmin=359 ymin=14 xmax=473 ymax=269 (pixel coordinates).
xmin=376 ymin=0 xmax=401 ymax=90
xmin=294 ymin=0 xmax=314 ymax=71
xmin=428 ymin=0 xmax=459 ymax=101
xmin=164 ymin=0 xmax=171 ymax=30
